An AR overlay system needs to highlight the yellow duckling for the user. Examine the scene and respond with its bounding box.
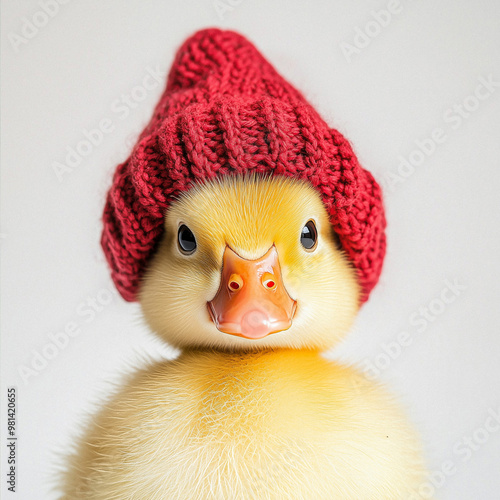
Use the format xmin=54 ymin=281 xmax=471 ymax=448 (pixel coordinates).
xmin=62 ymin=176 xmax=425 ymax=499
xmin=61 ymin=28 xmax=427 ymax=499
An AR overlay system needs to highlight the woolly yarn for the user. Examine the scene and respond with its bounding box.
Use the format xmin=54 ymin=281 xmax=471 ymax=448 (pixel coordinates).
xmin=102 ymin=28 xmax=386 ymax=303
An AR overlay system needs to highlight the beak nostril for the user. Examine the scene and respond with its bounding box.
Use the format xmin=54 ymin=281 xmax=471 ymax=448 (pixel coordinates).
xmin=228 ymin=274 xmax=243 ymax=292
xmin=262 ymin=272 xmax=277 ymax=290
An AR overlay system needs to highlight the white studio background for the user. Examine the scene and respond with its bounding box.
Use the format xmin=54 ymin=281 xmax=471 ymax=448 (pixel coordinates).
xmin=1 ymin=1 xmax=499 ymax=499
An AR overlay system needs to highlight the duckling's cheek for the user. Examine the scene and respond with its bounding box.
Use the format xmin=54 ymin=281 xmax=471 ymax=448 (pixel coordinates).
xmin=279 ymin=248 xmax=325 ymax=295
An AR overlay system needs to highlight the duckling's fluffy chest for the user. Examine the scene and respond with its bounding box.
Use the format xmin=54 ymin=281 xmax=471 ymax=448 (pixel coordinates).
xmin=64 ymin=350 xmax=425 ymax=499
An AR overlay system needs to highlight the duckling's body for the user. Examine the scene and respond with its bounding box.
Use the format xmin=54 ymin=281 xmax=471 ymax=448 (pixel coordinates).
xmin=64 ymin=350 xmax=424 ymax=499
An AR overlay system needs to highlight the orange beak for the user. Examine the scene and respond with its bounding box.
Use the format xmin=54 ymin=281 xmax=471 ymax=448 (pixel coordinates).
xmin=208 ymin=246 xmax=297 ymax=339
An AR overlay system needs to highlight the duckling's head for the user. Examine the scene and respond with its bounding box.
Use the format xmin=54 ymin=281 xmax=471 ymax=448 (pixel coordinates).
xmin=139 ymin=175 xmax=361 ymax=351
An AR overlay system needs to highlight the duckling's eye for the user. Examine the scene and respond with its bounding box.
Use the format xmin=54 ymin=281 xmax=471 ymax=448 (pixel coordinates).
xmin=300 ymin=220 xmax=318 ymax=251
xmin=177 ymin=224 xmax=197 ymax=254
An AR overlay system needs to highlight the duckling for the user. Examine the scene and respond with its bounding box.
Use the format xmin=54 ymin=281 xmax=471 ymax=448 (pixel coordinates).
xmin=61 ymin=29 xmax=427 ymax=499
xmin=63 ymin=176 xmax=425 ymax=499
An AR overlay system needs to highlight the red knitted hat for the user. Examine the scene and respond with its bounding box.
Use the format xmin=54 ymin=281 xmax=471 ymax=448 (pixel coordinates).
xmin=102 ymin=29 xmax=386 ymax=303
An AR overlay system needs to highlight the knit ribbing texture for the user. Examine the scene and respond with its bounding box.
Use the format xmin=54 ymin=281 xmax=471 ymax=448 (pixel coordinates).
xmin=102 ymin=29 xmax=386 ymax=303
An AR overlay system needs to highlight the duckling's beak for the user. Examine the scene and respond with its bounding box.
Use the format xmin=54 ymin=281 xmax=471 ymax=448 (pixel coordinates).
xmin=208 ymin=246 xmax=297 ymax=339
